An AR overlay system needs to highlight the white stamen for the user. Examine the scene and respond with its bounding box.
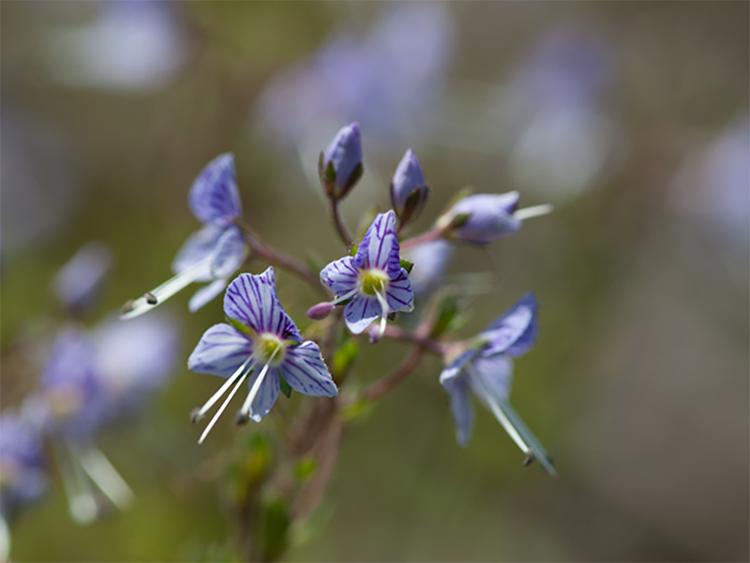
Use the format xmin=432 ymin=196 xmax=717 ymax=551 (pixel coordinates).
xmin=513 ymin=204 xmax=554 ymax=222
xmin=374 ymin=289 xmax=390 ymax=337
xmin=76 ymin=445 xmax=134 ymax=510
xmin=120 ymin=258 xmax=211 ymax=320
xmin=467 ymin=364 xmax=530 ymax=455
xmin=194 ymin=356 xmax=255 ymax=420
xmin=239 ymin=348 xmax=279 ymax=418
xmin=0 ymin=513 xmax=10 ymax=562
xmin=330 ymin=287 xmax=360 ymax=306
xmin=58 ymin=446 xmax=98 ymax=524
xmin=198 ymin=372 xmax=249 ymax=444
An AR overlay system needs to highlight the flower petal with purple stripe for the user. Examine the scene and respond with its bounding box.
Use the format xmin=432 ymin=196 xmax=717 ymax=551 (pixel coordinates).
xmin=479 ymin=292 xmax=538 ymax=357
xmin=188 ymin=323 xmax=253 ymax=378
xmin=244 ymin=365 xmax=281 ymax=422
xmin=279 ymin=341 xmax=338 ymax=397
xmin=385 ymin=268 xmax=414 ymax=312
xmin=344 ymin=294 xmax=382 ymax=334
xmin=189 ymin=153 xmax=243 ymax=226
xmin=353 ymin=210 xmax=402 ymax=278
xmin=320 ymin=256 xmax=359 ymax=296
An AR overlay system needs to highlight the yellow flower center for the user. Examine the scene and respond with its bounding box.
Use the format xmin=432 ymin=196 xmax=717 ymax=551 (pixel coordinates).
xmin=359 ymin=269 xmax=389 ymax=296
xmin=253 ymin=333 xmax=287 ymax=365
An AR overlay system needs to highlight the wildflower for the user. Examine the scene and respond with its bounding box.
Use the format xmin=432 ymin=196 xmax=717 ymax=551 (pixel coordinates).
xmin=188 ymin=268 xmax=338 ymax=444
xmin=51 ymin=241 xmax=113 ymax=316
xmin=403 ymin=239 xmax=453 ymax=297
xmin=391 ymin=149 xmax=429 ymax=225
xmin=121 ymin=153 xmax=248 ymax=319
xmin=320 ymin=210 xmax=414 ymax=336
xmin=439 ymin=293 xmax=556 ymax=476
xmin=319 ymin=123 xmax=363 ymax=199
xmin=437 ymin=192 xmax=553 ymax=245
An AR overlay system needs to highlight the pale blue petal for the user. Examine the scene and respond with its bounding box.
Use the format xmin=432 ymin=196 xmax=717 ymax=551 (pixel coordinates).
xmin=171 ymin=224 xmax=224 ymax=278
xmin=209 ymin=226 xmax=247 ymax=279
xmin=479 ymin=292 xmax=538 ymax=357
xmin=188 ymin=278 xmax=228 ymax=312
xmin=189 ymin=153 xmax=242 ymax=225
xmin=320 ymin=256 xmax=359 ymax=296
xmin=449 ymin=382 xmax=474 ymax=447
xmin=343 ymin=294 xmax=381 ymax=334
xmin=354 ymin=211 xmax=401 ymax=278
xmin=279 ymin=341 xmax=338 ymax=397
xmin=246 ymin=367 xmax=280 ymax=422
xmin=386 ymin=267 xmax=414 ymax=313
xmin=223 ymin=268 xmax=303 ymax=341
xmin=469 ymin=355 xmax=514 ymax=403
xmin=188 ymin=323 xmax=252 ymax=378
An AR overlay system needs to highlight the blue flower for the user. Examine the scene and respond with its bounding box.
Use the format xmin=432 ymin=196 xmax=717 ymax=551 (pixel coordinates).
xmin=320 ymin=210 xmax=414 ymax=336
xmin=391 ymin=149 xmax=429 ymax=225
xmin=121 ymin=153 xmax=248 ymax=319
xmin=319 ymin=123 xmax=363 ymax=199
xmin=404 ymin=239 xmax=453 ymax=297
xmin=51 ymin=242 xmax=113 ymax=316
xmin=439 ymin=293 xmax=556 ymax=477
xmin=188 ymin=268 xmax=338 ymax=443
xmin=0 ymin=413 xmax=49 ymax=517
xmin=437 ymin=192 xmax=553 ymax=245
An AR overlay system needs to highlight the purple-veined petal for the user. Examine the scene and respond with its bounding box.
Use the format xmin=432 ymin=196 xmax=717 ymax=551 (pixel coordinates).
xmin=279 ymin=341 xmax=337 ymax=397
xmin=188 ymin=323 xmax=252 ymax=378
xmin=343 ymin=294 xmax=382 ymax=334
xmin=439 ymin=349 xmax=478 ymax=387
xmin=479 ymin=292 xmax=538 ymax=357
xmin=245 ymin=367 xmax=280 ymax=422
xmin=354 ymin=211 xmax=402 ymax=278
xmin=320 ymin=256 xmax=359 ymax=296
xmin=223 ymin=268 xmax=303 ymax=341
xmin=447 ymin=193 xmax=522 ymax=245
xmin=188 ymin=278 xmax=229 ymax=313
xmin=468 ymin=354 xmax=514 ymax=403
xmin=171 ymin=224 xmax=224 ymax=279
xmin=385 ymin=267 xmax=414 ymax=313
xmin=209 ymin=226 xmax=247 ymax=279
xmin=189 ymin=153 xmax=243 ymax=226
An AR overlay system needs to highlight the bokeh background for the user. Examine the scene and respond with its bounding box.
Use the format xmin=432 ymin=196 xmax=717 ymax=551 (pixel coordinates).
xmin=1 ymin=1 xmax=748 ymax=561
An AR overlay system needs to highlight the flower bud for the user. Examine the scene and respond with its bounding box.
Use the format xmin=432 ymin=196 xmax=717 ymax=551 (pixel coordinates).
xmin=390 ymin=149 xmax=429 ymax=225
xmin=319 ymin=123 xmax=363 ymax=200
xmin=306 ymin=302 xmax=335 ymax=320
xmin=437 ymin=192 xmax=521 ymax=245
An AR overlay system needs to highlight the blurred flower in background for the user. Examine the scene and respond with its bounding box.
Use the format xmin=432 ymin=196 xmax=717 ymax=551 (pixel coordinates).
xmin=43 ymin=0 xmax=188 ymax=92
xmin=51 ymin=242 xmax=114 ymax=317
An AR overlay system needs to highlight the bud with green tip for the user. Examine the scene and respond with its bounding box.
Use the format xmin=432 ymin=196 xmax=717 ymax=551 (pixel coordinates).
xmin=319 ymin=122 xmax=363 ymax=200
xmin=390 ymin=148 xmax=429 ymax=225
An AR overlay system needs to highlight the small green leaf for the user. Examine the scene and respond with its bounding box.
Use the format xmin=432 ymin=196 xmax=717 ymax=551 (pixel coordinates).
xmin=451 ymin=212 xmax=471 ymax=229
xmin=280 ymin=377 xmax=293 ymax=398
xmin=431 ymin=293 xmax=459 ymax=338
xmin=294 ymin=456 xmax=318 ymax=481
xmin=258 ymin=497 xmax=291 ymax=562
xmin=349 ymin=243 xmax=359 ymax=257
xmin=332 ymin=339 xmax=358 ymax=380
xmin=226 ymin=316 xmax=256 ymax=339
xmin=340 ymin=397 xmax=374 ymax=420
xmin=399 ymin=258 xmax=414 ymax=274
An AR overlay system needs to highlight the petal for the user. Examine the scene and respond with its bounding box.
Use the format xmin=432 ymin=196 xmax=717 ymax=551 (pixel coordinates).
xmin=343 ymin=294 xmax=381 ymax=334
xmin=209 ymin=226 xmax=248 ymax=279
xmin=223 ymin=268 xmax=303 ymax=341
xmin=279 ymin=341 xmax=338 ymax=397
xmin=188 ymin=153 xmax=243 ymax=225
xmin=479 ymin=292 xmax=538 ymax=357
xmin=354 ymin=211 xmax=402 ymax=278
xmin=468 ymin=355 xmax=514 ymax=403
xmin=449 ymin=381 xmax=475 ymax=447
xmin=188 ymin=278 xmax=228 ymax=312
xmin=245 ymin=367 xmax=280 ymax=422
xmin=188 ymin=323 xmax=252 ymax=378
xmin=171 ymin=224 xmax=224 ymax=279
xmin=439 ymin=349 xmax=478 ymax=388
xmin=386 ymin=268 xmax=414 ymax=313
xmin=320 ymin=256 xmax=359 ymax=296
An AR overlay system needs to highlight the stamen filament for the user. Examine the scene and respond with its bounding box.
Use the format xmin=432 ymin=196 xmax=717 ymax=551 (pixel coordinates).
xmin=0 ymin=513 xmax=9 ymax=562
xmin=513 ymin=204 xmax=554 ymax=221
xmin=198 ymin=372 xmax=249 ymax=444
xmin=76 ymin=445 xmax=135 ymax=509
xmin=239 ymin=348 xmax=279 ymax=419
xmin=120 ymin=258 xmax=211 ymax=320
xmin=374 ymin=289 xmax=390 ymax=337
xmin=58 ymin=445 xmax=97 ymax=524
xmin=330 ymin=287 xmax=360 ymax=306
xmin=193 ymin=356 xmax=255 ymax=420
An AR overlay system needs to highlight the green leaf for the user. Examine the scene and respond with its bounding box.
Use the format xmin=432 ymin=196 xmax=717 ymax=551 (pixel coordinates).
xmin=340 ymin=397 xmax=374 ymax=421
xmin=332 ymin=339 xmax=358 ymax=380
xmin=349 ymin=243 xmax=359 ymax=257
xmin=399 ymin=258 xmax=414 ymax=274
xmin=258 ymin=498 xmax=291 ymax=562
xmin=279 ymin=377 xmax=293 ymax=398
xmin=294 ymin=456 xmax=318 ymax=481
xmin=450 ymin=212 xmax=471 ymax=229
xmin=226 ymin=316 xmax=256 ymax=339
xmin=431 ymin=293 xmax=459 ymax=338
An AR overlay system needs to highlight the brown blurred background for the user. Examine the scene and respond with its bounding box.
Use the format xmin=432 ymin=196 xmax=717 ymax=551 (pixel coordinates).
xmin=1 ymin=2 xmax=748 ymax=561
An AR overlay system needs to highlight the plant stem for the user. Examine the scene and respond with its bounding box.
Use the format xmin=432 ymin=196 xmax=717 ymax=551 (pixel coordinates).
xmin=399 ymin=228 xmax=443 ymax=250
xmin=329 ymin=199 xmax=354 ymax=248
xmin=362 ymin=346 xmax=426 ymax=402
xmin=381 ymin=325 xmax=446 ymax=356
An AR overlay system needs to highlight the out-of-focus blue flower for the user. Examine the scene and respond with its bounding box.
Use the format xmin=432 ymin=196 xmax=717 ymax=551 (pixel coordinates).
xmin=121 ymin=154 xmax=249 ymax=319
xmin=0 ymin=413 xmax=49 ymax=517
xmin=439 ymin=293 xmax=556 ymax=476
xmin=321 ymin=211 xmax=414 ymax=335
xmin=437 ymin=192 xmax=553 ymax=245
xmin=319 ymin=123 xmax=363 ymax=199
xmin=391 ymin=149 xmax=429 ymax=225
xmin=255 ymin=3 xmax=454 ymax=145
xmin=404 ymin=239 xmax=454 ymax=297
xmin=188 ymin=268 xmax=338 ymax=443
xmin=51 ymin=242 xmax=113 ymax=316
xmin=45 ymin=0 xmax=188 ymax=92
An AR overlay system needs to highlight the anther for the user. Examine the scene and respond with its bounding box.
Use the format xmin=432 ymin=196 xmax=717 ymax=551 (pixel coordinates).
xmin=144 ymin=292 xmax=158 ymax=305
xmin=190 ymin=408 xmax=203 ymax=423
xmin=523 ymin=451 xmax=536 ymax=467
xmin=234 ymin=412 xmax=249 ymax=426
